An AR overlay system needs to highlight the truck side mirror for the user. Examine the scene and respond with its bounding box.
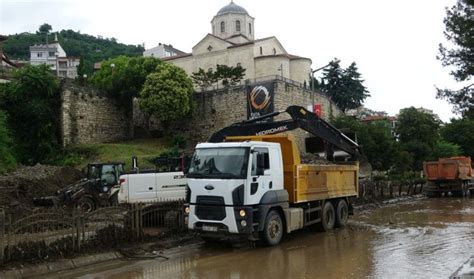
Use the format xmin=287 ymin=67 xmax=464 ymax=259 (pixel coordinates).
xmin=256 ymin=153 xmax=265 ymax=176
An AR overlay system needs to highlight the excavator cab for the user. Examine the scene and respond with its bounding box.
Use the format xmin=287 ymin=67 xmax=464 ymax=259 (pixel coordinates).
xmin=86 ymin=163 xmax=125 ymax=193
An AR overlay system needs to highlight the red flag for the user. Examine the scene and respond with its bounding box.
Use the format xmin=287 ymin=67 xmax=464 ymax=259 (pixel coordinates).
xmin=314 ymin=104 xmax=322 ymax=117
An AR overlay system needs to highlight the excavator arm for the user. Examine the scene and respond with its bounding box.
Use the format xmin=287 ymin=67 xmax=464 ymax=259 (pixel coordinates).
xmin=208 ymin=106 xmax=361 ymax=160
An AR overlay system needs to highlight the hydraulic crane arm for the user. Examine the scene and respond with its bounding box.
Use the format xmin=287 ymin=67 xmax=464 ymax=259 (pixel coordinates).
xmin=208 ymin=106 xmax=360 ymax=159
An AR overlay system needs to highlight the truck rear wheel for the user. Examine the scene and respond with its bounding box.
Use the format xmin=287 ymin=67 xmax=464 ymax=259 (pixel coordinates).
xmin=261 ymin=210 xmax=283 ymax=246
xmin=318 ymin=201 xmax=335 ymax=232
xmin=335 ymin=199 xmax=348 ymax=227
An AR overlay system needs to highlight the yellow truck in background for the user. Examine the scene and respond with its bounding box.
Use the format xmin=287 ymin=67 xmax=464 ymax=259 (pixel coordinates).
xmin=185 ymin=106 xmax=360 ymax=245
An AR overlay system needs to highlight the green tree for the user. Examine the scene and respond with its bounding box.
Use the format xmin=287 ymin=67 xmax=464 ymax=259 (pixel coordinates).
xmin=1 ymin=65 xmax=60 ymax=165
xmin=320 ymin=59 xmax=370 ymax=112
xmin=215 ymin=64 xmax=246 ymax=87
xmin=437 ymin=0 xmax=473 ymax=118
xmin=38 ymin=23 xmax=53 ymax=45
xmin=396 ymin=107 xmax=441 ymax=170
xmin=363 ymin=124 xmax=397 ymax=171
xmin=430 ymin=140 xmax=462 ymax=159
xmin=391 ymin=149 xmax=414 ymax=174
xmin=91 ymin=56 xmax=161 ymax=102
xmin=191 ymin=68 xmax=217 ymax=90
xmin=191 ymin=64 xmax=246 ymax=89
xmin=440 ymin=117 xmax=474 ymax=158
xmin=139 ymin=63 xmax=194 ymax=131
xmin=332 ymin=115 xmax=396 ymax=171
xmin=4 ymin=29 xmax=145 ymax=75
xmin=76 ymin=57 xmax=86 ymax=83
xmin=38 ymin=23 xmax=52 ymax=34
xmin=0 ymin=110 xmax=16 ymax=173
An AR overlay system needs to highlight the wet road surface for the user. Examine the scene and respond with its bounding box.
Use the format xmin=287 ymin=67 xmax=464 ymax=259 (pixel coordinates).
xmin=43 ymin=198 xmax=474 ymax=279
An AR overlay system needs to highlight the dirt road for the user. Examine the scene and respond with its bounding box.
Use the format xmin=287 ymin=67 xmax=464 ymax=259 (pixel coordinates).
xmin=41 ymin=197 xmax=474 ymax=279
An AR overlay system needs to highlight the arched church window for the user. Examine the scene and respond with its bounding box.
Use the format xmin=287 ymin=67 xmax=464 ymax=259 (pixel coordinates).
xmin=221 ymin=21 xmax=225 ymax=33
xmin=260 ymin=47 xmax=263 ymax=55
xmin=249 ymin=23 xmax=252 ymax=34
xmin=236 ymin=20 xmax=241 ymax=32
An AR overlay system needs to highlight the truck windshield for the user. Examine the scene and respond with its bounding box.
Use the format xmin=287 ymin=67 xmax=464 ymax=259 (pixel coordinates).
xmin=187 ymin=147 xmax=249 ymax=179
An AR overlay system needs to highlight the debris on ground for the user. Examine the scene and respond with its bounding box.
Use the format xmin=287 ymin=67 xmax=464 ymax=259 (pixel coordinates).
xmin=118 ymin=233 xmax=197 ymax=259
xmin=0 ymin=164 xmax=82 ymax=213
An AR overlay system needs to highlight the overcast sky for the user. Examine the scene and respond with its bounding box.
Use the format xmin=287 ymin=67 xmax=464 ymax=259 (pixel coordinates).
xmin=0 ymin=0 xmax=461 ymax=122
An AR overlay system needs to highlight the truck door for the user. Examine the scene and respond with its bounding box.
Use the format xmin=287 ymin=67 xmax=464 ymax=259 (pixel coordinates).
xmin=128 ymin=173 xmax=158 ymax=203
xmin=247 ymin=147 xmax=272 ymax=205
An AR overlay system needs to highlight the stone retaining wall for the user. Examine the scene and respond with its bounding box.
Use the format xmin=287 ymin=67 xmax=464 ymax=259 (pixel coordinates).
xmin=60 ymin=80 xmax=133 ymax=146
xmin=166 ymin=78 xmax=342 ymax=153
xmin=61 ymin=78 xmax=341 ymax=150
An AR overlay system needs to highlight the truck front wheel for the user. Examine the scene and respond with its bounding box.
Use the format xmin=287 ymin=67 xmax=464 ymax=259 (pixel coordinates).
xmin=77 ymin=197 xmax=96 ymax=213
xmin=335 ymin=199 xmax=348 ymax=227
xmin=261 ymin=210 xmax=283 ymax=246
xmin=318 ymin=201 xmax=335 ymax=232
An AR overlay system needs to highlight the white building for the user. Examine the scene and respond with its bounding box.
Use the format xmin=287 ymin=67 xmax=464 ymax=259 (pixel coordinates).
xmin=416 ymin=107 xmax=442 ymax=123
xmin=29 ymin=34 xmax=79 ymax=79
xmin=143 ymin=43 xmax=185 ymax=58
xmin=164 ymin=1 xmax=312 ymax=86
xmin=57 ymin=56 xmax=80 ymax=79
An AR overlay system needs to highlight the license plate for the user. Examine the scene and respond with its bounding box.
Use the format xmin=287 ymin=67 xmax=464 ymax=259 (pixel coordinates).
xmin=202 ymin=225 xmax=218 ymax=232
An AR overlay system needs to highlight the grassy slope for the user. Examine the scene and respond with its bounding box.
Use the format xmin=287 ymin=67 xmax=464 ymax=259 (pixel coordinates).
xmin=66 ymin=138 xmax=174 ymax=171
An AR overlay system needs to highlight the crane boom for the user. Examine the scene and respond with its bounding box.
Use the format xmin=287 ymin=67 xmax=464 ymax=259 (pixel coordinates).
xmin=208 ymin=106 xmax=360 ymax=160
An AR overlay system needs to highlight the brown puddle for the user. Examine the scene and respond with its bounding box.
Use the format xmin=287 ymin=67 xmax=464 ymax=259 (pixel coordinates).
xmin=47 ymin=198 xmax=474 ymax=279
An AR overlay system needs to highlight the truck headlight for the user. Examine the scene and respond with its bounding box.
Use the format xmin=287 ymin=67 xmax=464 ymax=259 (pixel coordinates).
xmin=241 ymin=220 xmax=247 ymax=227
xmin=184 ymin=206 xmax=190 ymax=214
xmin=239 ymin=209 xmax=246 ymax=217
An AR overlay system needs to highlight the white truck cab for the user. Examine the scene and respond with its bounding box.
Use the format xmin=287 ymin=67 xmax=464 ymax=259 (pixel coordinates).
xmin=186 ymin=141 xmax=287 ymax=238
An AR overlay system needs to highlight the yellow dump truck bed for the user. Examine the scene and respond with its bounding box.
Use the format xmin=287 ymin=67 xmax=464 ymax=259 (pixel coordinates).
xmin=225 ymin=134 xmax=359 ymax=204
xmin=292 ymin=163 xmax=358 ymax=203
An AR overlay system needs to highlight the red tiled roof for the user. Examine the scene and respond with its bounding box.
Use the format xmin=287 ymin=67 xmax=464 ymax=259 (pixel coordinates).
xmin=362 ymin=115 xmax=386 ymax=121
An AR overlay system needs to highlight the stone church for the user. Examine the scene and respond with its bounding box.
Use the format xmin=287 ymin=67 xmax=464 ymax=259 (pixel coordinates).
xmin=164 ymin=1 xmax=312 ymax=86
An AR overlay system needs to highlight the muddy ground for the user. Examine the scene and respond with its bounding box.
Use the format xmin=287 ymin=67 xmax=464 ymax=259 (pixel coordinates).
xmin=0 ymin=165 xmax=82 ymax=214
xmin=41 ymin=197 xmax=474 ymax=279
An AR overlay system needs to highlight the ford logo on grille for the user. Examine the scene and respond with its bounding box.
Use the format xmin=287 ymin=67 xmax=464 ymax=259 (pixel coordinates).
xmin=205 ymin=185 xmax=215 ymax=190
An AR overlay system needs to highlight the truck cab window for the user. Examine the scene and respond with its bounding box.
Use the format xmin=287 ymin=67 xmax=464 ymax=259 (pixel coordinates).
xmin=251 ymin=148 xmax=270 ymax=176
xmin=101 ymin=165 xmax=117 ymax=185
xmin=187 ymin=147 xmax=249 ymax=179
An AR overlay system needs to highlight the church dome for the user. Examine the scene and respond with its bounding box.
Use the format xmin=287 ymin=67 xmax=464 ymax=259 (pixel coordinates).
xmin=217 ymin=1 xmax=248 ymax=16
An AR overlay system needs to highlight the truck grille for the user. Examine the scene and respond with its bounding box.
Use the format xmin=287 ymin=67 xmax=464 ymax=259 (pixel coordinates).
xmin=195 ymin=196 xmax=226 ymax=221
